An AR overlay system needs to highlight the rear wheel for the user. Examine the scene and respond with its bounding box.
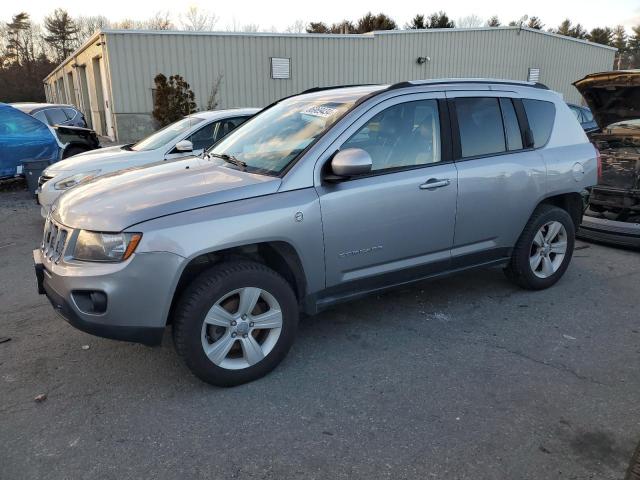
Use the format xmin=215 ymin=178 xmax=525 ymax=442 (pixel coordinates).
xmin=504 ymin=204 xmax=575 ymax=290
xmin=173 ymin=261 xmax=299 ymax=386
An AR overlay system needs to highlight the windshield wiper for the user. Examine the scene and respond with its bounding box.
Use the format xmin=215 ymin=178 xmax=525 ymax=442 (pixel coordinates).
xmin=209 ymin=153 xmax=247 ymax=170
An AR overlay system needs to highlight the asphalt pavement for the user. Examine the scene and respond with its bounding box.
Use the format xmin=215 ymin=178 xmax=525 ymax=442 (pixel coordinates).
xmin=1 ymin=188 xmax=639 ymax=479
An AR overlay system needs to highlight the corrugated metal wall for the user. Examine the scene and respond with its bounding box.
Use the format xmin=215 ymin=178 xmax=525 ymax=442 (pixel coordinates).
xmin=104 ymin=27 xmax=614 ymax=115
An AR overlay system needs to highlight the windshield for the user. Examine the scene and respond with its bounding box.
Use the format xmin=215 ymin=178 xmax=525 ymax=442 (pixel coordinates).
xmin=208 ymin=92 xmax=365 ymax=176
xmin=131 ymin=116 xmax=204 ymax=151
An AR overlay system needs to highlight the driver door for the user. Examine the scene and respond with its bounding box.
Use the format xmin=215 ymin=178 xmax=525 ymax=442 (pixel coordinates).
xmin=315 ymin=93 xmax=458 ymax=291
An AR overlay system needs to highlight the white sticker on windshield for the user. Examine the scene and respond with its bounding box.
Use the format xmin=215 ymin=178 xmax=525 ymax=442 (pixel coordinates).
xmin=302 ymin=105 xmax=337 ymax=118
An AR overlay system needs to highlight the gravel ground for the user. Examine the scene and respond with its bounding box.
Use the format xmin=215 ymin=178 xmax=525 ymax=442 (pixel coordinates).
xmin=1 ymin=188 xmax=639 ymax=480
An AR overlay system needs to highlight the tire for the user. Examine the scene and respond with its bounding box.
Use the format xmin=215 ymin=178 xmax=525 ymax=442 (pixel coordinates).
xmin=173 ymin=261 xmax=299 ymax=387
xmin=62 ymin=145 xmax=88 ymax=159
xmin=504 ymin=204 xmax=575 ymax=290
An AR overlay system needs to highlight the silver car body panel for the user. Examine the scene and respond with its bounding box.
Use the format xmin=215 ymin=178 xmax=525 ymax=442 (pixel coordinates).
xmin=53 ymin=157 xmax=281 ymax=231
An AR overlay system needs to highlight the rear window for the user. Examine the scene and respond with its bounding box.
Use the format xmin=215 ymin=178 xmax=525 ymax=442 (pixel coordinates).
xmin=63 ymin=108 xmax=78 ymax=119
xmin=456 ymin=97 xmax=506 ymax=158
xmin=45 ymin=108 xmax=68 ymax=125
xmin=522 ymin=99 xmax=555 ymax=148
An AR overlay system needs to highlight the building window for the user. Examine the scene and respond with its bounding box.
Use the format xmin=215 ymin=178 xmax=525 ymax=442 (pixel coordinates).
xmin=271 ymin=57 xmax=290 ymax=79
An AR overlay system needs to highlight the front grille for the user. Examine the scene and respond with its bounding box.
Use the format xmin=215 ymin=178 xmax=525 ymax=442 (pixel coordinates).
xmin=41 ymin=217 xmax=70 ymax=263
xmin=38 ymin=175 xmax=53 ymax=188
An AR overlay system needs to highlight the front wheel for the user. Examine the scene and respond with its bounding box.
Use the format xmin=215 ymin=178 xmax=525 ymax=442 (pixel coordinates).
xmin=504 ymin=204 xmax=575 ymax=290
xmin=173 ymin=261 xmax=299 ymax=387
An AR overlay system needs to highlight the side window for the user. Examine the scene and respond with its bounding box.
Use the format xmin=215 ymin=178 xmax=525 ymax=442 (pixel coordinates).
xmin=187 ymin=122 xmax=217 ymax=151
xmin=499 ymin=98 xmax=523 ymax=151
xmin=522 ymin=99 xmax=556 ymax=148
xmin=582 ymin=107 xmax=594 ymax=122
xmin=455 ymin=97 xmax=506 ymax=158
xmin=33 ymin=111 xmax=50 ymax=125
xmin=569 ymin=105 xmax=582 ymax=122
xmin=45 ymin=108 xmax=69 ymax=125
xmin=213 ymin=117 xmax=248 ymax=143
xmin=63 ymin=108 xmax=78 ymax=120
xmin=341 ymin=99 xmax=441 ymax=172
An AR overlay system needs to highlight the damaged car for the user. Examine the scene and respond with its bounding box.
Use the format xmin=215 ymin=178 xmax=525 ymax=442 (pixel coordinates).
xmin=574 ymin=70 xmax=640 ymax=248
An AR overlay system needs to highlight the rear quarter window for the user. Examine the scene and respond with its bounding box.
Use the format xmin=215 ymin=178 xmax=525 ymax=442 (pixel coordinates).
xmin=522 ymin=99 xmax=556 ymax=148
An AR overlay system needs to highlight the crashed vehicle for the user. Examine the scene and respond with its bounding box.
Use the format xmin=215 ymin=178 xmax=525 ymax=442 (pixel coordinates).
xmin=574 ymin=70 xmax=640 ymax=248
xmin=0 ymin=103 xmax=100 ymax=180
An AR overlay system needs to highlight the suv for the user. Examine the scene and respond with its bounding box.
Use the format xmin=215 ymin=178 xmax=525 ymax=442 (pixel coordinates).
xmin=34 ymin=79 xmax=597 ymax=386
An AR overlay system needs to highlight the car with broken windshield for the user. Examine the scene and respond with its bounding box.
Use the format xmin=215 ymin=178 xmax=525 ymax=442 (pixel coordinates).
xmin=34 ymin=79 xmax=597 ymax=386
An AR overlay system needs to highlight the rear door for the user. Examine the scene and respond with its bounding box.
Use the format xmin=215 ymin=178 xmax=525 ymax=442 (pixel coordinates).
xmin=447 ymin=92 xmax=547 ymax=264
xmin=315 ymin=93 xmax=458 ymax=290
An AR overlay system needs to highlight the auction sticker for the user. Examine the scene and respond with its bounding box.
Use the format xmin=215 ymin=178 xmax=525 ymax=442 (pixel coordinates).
xmin=302 ymin=105 xmax=337 ymax=118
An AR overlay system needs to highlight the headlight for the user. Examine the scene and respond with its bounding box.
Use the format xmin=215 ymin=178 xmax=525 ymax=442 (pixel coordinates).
xmin=54 ymin=170 xmax=100 ymax=190
xmin=73 ymin=231 xmax=142 ymax=262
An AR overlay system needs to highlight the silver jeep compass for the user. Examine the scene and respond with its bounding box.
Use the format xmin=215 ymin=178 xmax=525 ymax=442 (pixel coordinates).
xmin=34 ymin=79 xmax=598 ymax=386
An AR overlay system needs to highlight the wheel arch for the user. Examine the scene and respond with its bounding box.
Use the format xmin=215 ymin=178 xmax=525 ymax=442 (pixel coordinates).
xmin=538 ymin=191 xmax=585 ymax=228
xmin=166 ymin=241 xmax=307 ymax=325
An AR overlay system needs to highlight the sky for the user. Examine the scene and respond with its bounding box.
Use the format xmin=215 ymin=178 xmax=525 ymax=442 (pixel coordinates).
xmin=2 ymin=0 xmax=639 ymax=32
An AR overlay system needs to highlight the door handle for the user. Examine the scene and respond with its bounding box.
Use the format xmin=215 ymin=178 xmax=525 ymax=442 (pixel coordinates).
xmin=419 ymin=178 xmax=450 ymax=190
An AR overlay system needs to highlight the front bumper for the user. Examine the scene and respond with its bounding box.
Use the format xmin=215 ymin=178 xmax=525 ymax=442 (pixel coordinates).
xmin=34 ymin=248 xmax=184 ymax=346
xmin=578 ymin=215 xmax=640 ymax=248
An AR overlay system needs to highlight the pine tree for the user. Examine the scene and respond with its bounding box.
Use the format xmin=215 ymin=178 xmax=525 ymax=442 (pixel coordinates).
xmin=406 ymin=14 xmax=427 ymax=30
xmin=612 ymin=25 xmax=627 ymax=69
xmin=426 ymin=12 xmax=454 ymax=29
xmin=44 ymin=9 xmax=79 ymax=63
xmin=152 ymin=74 xmax=197 ymax=127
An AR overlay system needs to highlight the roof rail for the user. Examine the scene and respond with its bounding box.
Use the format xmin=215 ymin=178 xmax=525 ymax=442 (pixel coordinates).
xmin=300 ymin=84 xmax=378 ymax=94
xmin=387 ymin=79 xmax=549 ymax=90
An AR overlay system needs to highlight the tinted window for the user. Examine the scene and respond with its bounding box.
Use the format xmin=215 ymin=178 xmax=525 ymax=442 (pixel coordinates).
xmin=45 ymin=108 xmax=68 ymax=125
xmin=188 ymin=123 xmax=217 ymax=151
xmin=456 ymin=97 xmax=505 ymax=158
xmin=522 ymin=99 xmax=555 ymax=148
xmin=582 ymin=107 xmax=594 ymax=122
xmin=33 ymin=111 xmax=49 ymax=125
xmin=569 ymin=105 xmax=582 ymax=122
xmin=342 ymin=99 xmax=441 ymax=172
xmin=213 ymin=117 xmax=248 ymax=142
xmin=63 ymin=108 xmax=78 ymax=120
xmin=499 ymin=98 xmax=523 ymax=151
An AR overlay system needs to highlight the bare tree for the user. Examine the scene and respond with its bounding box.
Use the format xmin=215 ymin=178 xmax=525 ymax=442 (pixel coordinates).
xmin=285 ymin=20 xmax=306 ymax=34
xmin=180 ymin=6 xmax=218 ymax=31
xmin=111 ymin=18 xmax=145 ymax=30
xmin=147 ymin=11 xmax=174 ymax=30
xmin=457 ymin=14 xmax=483 ymax=29
xmin=206 ymin=74 xmax=223 ymax=110
xmin=75 ymin=15 xmax=110 ymax=44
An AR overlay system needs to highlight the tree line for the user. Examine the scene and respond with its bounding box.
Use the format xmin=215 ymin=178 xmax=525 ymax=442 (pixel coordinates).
xmin=1 ymin=9 xmax=639 ymax=103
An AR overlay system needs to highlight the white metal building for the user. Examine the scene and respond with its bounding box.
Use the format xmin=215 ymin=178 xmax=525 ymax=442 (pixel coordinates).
xmin=43 ymin=27 xmax=616 ymax=143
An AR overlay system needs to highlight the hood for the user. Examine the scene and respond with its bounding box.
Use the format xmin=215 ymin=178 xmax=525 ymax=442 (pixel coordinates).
xmin=53 ymin=156 xmax=281 ymax=231
xmin=573 ymin=70 xmax=640 ymax=129
xmin=45 ymin=145 xmax=151 ymax=175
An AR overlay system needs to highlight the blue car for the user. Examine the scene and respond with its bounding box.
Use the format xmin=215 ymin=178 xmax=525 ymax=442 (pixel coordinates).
xmin=0 ymin=103 xmax=100 ymax=179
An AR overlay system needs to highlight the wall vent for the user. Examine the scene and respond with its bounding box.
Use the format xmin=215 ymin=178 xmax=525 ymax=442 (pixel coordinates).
xmin=528 ymin=67 xmax=540 ymax=83
xmin=271 ymin=57 xmax=290 ymax=79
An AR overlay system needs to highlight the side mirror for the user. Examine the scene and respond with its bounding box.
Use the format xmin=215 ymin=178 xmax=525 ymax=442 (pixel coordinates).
xmin=329 ymin=148 xmax=372 ymax=179
xmin=174 ymin=139 xmax=193 ymax=152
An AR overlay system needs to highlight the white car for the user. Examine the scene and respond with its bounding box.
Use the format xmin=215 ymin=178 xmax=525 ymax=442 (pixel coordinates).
xmin=37 ymin=108 xmax=259 ymax=217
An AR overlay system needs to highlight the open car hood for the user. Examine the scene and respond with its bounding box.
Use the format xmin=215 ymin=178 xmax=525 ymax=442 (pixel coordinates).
xmin=573 ymin=70 xmax=640 ymax=129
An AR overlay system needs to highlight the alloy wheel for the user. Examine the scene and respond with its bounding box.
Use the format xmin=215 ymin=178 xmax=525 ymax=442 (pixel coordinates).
xmin=200 ymin=287 xmax=283 ymax=370
xmin=529 ymin=220 xmax=568 ymax=279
